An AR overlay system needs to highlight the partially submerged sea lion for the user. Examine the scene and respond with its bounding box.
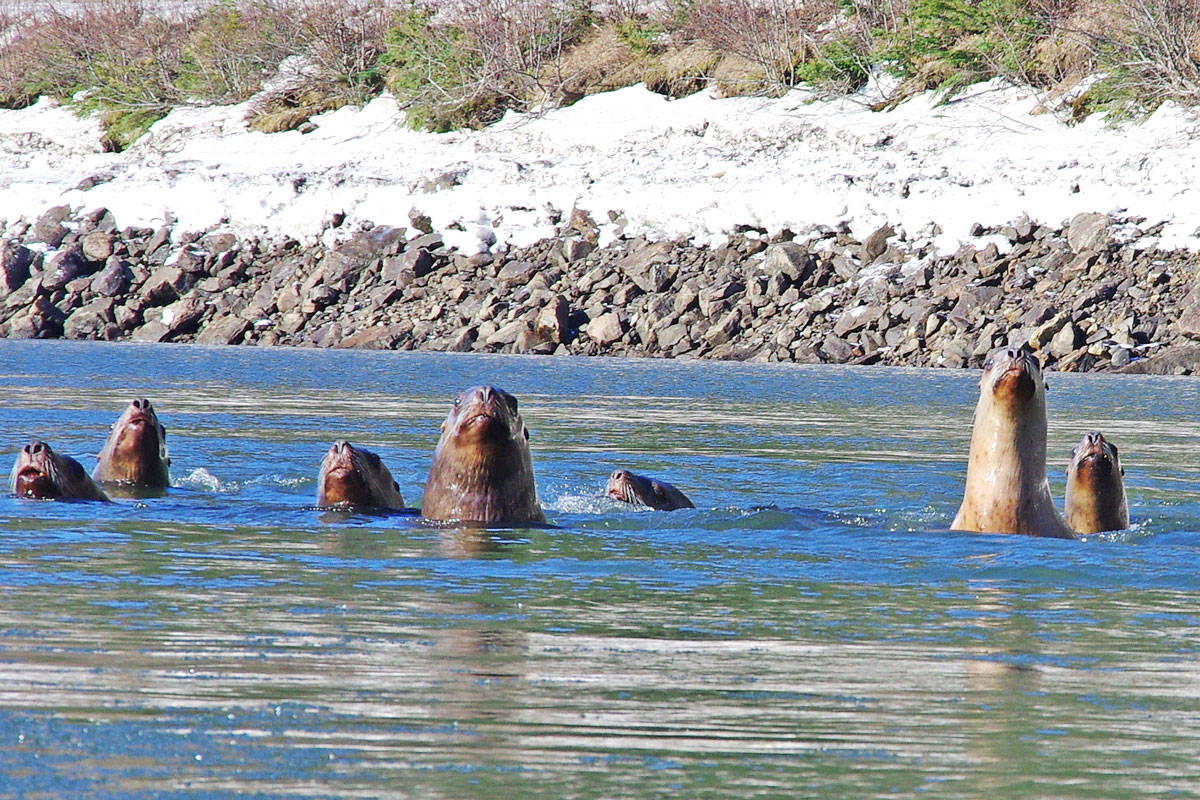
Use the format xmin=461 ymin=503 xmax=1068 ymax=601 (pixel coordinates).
xmin=421 ymin=385 xmax=545 ymax=525
xmin=607 ymin=469 xmax=695 ymax=511
xmin=93 ymin=398 xmax=170 ymax=488
xmin=951 ymin=347 xmax=1075 ymax=539
xmin=317 ymin=440 xmax=406 ymax=510
xmin=11 ymin=440 xmax=110 ymax=501
xmin=1064 ymin=431 xmax=1129 ymax=534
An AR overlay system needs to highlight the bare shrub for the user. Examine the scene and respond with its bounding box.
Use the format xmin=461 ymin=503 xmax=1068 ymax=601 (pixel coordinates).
xmin=384 ymin=0 xmax=596 ymax=129
xmin=447 ymin=0 xmax=595 ymax=105
xmin=1108 ymin=0 xmax=1200 ymax=105
xmin=298 ymin=0 xmax=397 ymax=100
xmin=178 ymin=0 xmax=304 ymax=103
xmin=684 ymin=0 xmax=836 ymax=93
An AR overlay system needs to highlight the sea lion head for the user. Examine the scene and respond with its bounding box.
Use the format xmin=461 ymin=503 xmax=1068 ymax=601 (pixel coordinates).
xmin=317 ymin=440 xmax=405 ymax=509
xmin=94 ymin=398 xmax=170 ymax=486
xmin=1065 ymin=431 xmax=1129 ymax=534
xmin=421 ymin=385 xmax=544 ymax=524
xmin=11 ymin=441 xmax=105 ymax=501
xmin=607 ymin=469 xmax=694 ymax=511
xmin=981 ymin=346 xmax=1043 ymax=406
xmin=441 ymin=385 xmax=527 ymax=449
xmin=11 ymin=441 xmax=62 ymax=499
xmin=1069 ymin=431 xmax=1122 ymax=484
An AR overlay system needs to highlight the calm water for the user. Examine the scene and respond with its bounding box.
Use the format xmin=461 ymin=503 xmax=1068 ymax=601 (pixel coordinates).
xmin=3 ymin=340 xmax=1200 ymax=798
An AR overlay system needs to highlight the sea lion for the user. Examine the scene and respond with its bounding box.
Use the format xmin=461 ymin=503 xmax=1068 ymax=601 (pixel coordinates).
xmin=93 ymin=398 xmax=170 ymax=488
xmin=1064 ymin=431 xmax=1129 ymax=534
xmin=317 ymin=440 xmax=406 ymax=510
xmin=421 ymin=385 xmax=545 ymax=525
xmin=951 ymin=347 xmax=1075 ymax=539
xmin=607 ymin=469 xmax=695 ymax=510
xmin=10 ymin=441 xmax=110 ymax=501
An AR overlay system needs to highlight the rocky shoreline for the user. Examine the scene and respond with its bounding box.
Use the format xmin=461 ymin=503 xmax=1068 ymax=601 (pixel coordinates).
xmin=3 ymin=205 xmax=1200 ymax=375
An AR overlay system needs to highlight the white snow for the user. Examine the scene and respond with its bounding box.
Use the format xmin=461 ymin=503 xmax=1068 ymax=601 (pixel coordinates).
xmin=2 ymin=78 xmax=1199 ymax=253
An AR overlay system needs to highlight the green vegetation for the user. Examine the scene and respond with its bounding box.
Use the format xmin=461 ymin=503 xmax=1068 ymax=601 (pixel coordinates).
xmin=0 ymin=0 xmax=1197 ymax=145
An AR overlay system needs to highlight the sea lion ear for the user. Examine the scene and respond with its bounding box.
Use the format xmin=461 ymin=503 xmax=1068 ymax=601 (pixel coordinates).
xmin=505 ymin=394 xmax=518 ymax=415
xmin=524 ymin=427 xmax=530 ymax=442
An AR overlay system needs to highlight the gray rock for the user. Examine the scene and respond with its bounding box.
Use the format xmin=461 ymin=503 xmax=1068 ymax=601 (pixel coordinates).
xmin=401 ymin=247 xmax=435 ymax=278
xmin=7 ymin=296 xmax=64 ymax=339
xmin=42 ymin=248 xmax=94 ymax=291
xmin=141 ymin=266 xmax=188 ymax=307
xmin=91 ymin=258 xmax=132 ymax=297
xmin=196 ymin=314 xmax=251 ymax=345
xmin=657 ymin=323 xmax=689 ymax=349
xmin=486 ymin=319 xmax=530 ymax=346
xmin=820 ymin=334 xmax=857 ymax=363
xmin=0 ymin=242 xmax=37 ymax=294
xmin=861 ymin=224 xmax=893 ymax=263
xmin=1048 ymin=321 xmax=1082 ymax=358
xmin=762 ymin=241 xmax=813 ymax=284
xmin=498 ymin=260 xmax=537 ymax=284
xmin=80 ymin=230 xmax=114 ymax=263
xmin=28 ymin=205 xmax=70 ymax=248
xmin=336 ymin=325 xmax=401 ymax=349
xmin=1066 ymin=212 xmax=1110 ymax=254
xmin=63 ymin=298 xmax=116 ymax=339
xmin=703 ymin=310 xmax=741 ymax=347
xmin=586 ymin=311 xmax=624 ymax=345
xmin=535 ymin=295 xmax=570 ymax=344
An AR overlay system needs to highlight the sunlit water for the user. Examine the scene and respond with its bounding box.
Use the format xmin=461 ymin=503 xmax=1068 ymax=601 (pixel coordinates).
xmin=3 ymin=340 xmax=1200 ymax=798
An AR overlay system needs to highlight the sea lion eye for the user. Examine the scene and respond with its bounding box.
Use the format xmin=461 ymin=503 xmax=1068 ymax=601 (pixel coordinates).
xmin=453 ymin=396 xmax=462 ymax=408
xmin=983 ymin=357 xmax=994 ymax=370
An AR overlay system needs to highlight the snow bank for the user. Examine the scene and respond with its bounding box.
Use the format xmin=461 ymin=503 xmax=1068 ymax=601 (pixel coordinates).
xmin=1 ymin=79 xmax=1198 ymax=254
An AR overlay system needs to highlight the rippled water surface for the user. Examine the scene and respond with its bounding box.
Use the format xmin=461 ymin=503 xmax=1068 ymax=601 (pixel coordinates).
xmin=3 ymin=340 xmax=1200 ymax=798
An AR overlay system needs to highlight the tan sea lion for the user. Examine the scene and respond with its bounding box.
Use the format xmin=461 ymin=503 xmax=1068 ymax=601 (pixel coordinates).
xmin=317 ymin=440 xmax=406 ymax=510
xmin=11 ymin=441 xmax=110 ymax=501
xmin=951 ymin=347 xmax=1075 ymax=539
xmin=607 ymin=469 xmax=695 ymax=511
xmin=93 ymin=398 xmax=170 ymax=488
xmin=1064 ymin=431 xmax=1129 ymax=534
xmin=421 ymin=385 xmax=545 ymax=525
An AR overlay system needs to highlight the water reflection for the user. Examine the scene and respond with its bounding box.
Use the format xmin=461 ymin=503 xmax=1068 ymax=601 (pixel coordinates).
xmin=0 ymin=341 xmax=1199 ymax=795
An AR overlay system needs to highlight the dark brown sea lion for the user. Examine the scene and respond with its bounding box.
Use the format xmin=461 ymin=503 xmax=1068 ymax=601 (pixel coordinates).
xmin=93 ymin=398 xmax=170 ymax=488
xmin=317 ymin=440 xmax=406 ymax=510
xmin=607 ymin=469 xmax=695 ymax=511
xmin=421 ymin=385 xmax=545 ymax=525
xmin=1064 ymin=431 xmax=1129 ymax=534
xmin=951 ymin=347 xmax=1075 ymax=539
xmin=10 ymin=441 xmax=110 ymax=501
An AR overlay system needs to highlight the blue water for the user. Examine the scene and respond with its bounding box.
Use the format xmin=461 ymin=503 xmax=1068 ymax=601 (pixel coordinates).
xmin=2 ymin=340 xmax=1200 ymax=798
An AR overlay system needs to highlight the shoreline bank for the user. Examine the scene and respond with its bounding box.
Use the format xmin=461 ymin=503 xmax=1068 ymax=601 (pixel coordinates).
xmin=4 ymin=205 xmax=1199 ymax=375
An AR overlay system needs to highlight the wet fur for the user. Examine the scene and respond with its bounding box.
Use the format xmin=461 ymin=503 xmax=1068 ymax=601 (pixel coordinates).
xmin=421 ymin=386 xmax=544 ymax=525
xmin=951 ymin=348 xmax=1075 ymax=539
xmin=93 ymin=399 xmax=170 ymax=487
xmin=1064 ymin=432 xmax=1129 ymax=534
xmin=317 ymin=440 xmax=406 ymax=510
xmin=607 ymin=469 xmax=694 ymax=511
xmin=11 ymin=441 xmax=110 ymax=502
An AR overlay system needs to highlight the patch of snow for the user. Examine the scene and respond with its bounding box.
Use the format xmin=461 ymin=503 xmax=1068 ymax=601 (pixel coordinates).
xmin=1 ymin=79 xmax=1199 ymax=253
